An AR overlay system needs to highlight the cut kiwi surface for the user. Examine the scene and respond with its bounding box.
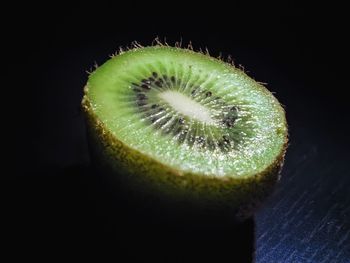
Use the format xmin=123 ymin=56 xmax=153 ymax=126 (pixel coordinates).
xmin=82 ymin=45 xmax=288 ymax=219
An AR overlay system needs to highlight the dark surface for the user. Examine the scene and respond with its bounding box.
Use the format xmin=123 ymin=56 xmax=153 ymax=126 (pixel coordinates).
xmin=3 ymin=3 xmax=350 ymax=262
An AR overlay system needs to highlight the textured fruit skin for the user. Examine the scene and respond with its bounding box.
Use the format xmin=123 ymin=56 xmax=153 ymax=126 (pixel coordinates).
xmin=82 ymin=92 xmax=287 ymax=221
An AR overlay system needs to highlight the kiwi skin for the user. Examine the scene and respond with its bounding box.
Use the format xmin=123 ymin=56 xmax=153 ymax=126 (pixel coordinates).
xmin=82 ymin=83 xmax=287 ymax=221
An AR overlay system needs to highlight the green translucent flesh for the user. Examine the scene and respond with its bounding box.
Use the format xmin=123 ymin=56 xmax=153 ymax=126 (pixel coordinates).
xmin=87 ymin=47 xmax=287 ymax=178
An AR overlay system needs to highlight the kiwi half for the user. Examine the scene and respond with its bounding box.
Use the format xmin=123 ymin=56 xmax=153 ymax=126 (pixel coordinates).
xmin=82 ymin=45 xmax=288 ymax=220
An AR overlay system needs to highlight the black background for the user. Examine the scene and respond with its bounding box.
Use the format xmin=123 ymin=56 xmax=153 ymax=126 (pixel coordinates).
xmin=3 ymin=2 xmax=350 ymax=262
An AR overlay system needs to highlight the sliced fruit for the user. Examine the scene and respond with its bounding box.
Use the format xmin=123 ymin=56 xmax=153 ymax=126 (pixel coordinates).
xmin=82 ymin=45 xmax=288 ymax=219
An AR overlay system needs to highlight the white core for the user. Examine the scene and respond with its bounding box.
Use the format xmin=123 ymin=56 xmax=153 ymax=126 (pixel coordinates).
xmin=158 ymin=91 xmax=216 ymax=125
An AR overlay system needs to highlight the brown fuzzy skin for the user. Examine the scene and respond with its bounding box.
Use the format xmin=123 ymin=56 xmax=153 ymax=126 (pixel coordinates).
xmin=82 ymin=93 xmax=288 ymax=221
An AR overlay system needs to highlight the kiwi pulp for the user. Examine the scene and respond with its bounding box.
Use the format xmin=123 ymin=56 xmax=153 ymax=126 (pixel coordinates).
xmin=82 ymin=45 xmax=288 ymax=220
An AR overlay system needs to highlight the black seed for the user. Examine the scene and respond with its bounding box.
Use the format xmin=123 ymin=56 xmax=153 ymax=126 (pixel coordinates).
xmin=197 ymin=136 xmax=205 ymax=144
xmin=218 ymin=140 xmax=229 ymax=152
xmin=152 ymin=72 xmax=158 ymax=78
xmin=137 ymin=101 xmax=146 ymax=107
xmin=226 ymin=121 xmax=233 ymax=128
xmin=217 ymin=140 xmax=224 ymax=148
xmin=151 ymin=104 xmax=159 ymax=109
xmin=230 ymin=106 xmax=238 ymax=112
xmin=142 ymin=79 xmax=151 ymax=85
xmin=223 ymin=120 xmax=232 ymax=127
xmin=141 ymin=84 xmax=151 ymax=90
xmin=221 ymin=136 xmax=231 ymax=150
xmin=191 ymin=89 xmax=197 ymax=96
xmin=163 ymin=75 xmax=168 ymax=80
xmin=171 ymin=76 xmax=176 ymax=82
xmin=223 ymin=135 xmax=230 ymax=143
xmin=223 ymin=117 xmax=236 ymax=127
xmin=159 ymin=107 xmax=165 ymax=112
xmin=205 ymin=91 xmax=212 ymax=97
xmin=149 ymin=77 xmax=155 ymax=82
xmin=137 ymin=93 xmax=146 ymax=100
xmin=215 ymin=96 xmax=221 ymax=100
xmin=155 ymin=81 xmax=162 ymax=87
xmin=150 ymin=117 xmax=158 ymax=123
xmin=178 ymin=117 xmax=185 ymax=124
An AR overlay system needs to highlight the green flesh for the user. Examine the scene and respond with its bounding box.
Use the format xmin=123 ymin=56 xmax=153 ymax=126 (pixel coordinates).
xmin=86 ymin=46 xmax=287 ymax=178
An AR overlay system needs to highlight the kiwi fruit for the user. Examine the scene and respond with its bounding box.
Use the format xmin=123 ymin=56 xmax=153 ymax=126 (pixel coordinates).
xmin=82 ymin=44 xmax=288 ymax=221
